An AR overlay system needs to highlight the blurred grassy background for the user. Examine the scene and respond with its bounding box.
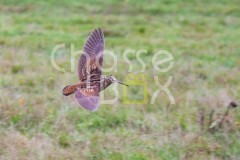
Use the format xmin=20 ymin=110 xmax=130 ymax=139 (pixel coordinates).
xmin=0 ymin=0 xmax=240 ymax=159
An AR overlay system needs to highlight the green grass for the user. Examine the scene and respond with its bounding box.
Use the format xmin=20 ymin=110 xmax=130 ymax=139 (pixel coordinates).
xmin=0 ymin=0 xmax=240 ymax=159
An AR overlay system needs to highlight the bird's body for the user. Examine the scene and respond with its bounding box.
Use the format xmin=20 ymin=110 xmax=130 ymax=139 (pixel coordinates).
xmin=63 ymin=76 xmax=113 ymax=96
xmin=63 ymin=28 xmax=127 ymax=111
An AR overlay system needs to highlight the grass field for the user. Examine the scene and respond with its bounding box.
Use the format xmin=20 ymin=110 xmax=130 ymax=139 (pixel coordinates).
xmin=0 ymin=0 xmax=240 ymax=159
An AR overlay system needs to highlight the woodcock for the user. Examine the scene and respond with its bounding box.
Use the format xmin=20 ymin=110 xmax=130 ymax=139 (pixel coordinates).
xmin=63 ymin=28 xmax=128 ymax=111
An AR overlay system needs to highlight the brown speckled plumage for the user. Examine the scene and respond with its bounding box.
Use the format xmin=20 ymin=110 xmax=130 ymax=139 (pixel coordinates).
xmin=63 ymin=28 xmax=116 ymax=111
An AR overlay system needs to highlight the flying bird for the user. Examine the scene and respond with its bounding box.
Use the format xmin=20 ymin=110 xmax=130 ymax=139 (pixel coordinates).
xmin=63 ymin=28 xmax=128 ymax=111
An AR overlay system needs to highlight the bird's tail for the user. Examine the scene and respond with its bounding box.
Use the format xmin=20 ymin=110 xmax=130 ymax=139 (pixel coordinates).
xmin=62 ymin=84 xmax=78 ymax=96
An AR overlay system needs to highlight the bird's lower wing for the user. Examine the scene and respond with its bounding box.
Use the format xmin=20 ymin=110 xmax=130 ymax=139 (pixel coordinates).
xmin=74 ymin=87 xmax=100 ymax=111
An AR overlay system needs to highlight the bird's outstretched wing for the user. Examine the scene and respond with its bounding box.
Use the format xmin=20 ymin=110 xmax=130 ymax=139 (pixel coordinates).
xmin=78 ymin=28 xmax=104 ymax=82
xmin=74 ymin=86 xmax=100 ymax=111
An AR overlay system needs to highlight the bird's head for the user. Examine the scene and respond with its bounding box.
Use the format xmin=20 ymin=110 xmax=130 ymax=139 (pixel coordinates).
xmin=108 ymin=75 xmax=128 ymax=86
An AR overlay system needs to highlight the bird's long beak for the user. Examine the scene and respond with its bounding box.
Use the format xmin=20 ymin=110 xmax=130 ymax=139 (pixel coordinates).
xmin=115 ymin=80 xmax=128 ymax=86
